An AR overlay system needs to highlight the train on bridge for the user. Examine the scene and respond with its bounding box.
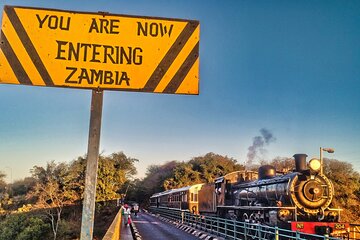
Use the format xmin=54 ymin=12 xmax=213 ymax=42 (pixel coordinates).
xmin=150 ymin=153 xmax=350 ymax=238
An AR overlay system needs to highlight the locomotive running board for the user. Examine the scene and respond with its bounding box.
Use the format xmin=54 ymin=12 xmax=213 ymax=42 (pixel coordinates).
xmin=217 ymin=205 xmax=296 ymax=211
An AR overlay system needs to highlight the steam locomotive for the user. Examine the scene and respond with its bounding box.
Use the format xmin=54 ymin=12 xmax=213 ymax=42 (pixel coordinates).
xmin=150 ymin=153 xmax=349 ymax=237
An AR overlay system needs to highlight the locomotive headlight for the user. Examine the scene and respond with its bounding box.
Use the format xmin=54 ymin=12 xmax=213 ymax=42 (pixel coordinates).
xmin=309 ymin=158 xmax=321 ymax=172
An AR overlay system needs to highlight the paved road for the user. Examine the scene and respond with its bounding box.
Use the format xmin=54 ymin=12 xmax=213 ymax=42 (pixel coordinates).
xmin=120 ymin=215 xmax=133 ymax=240
xmin=132 ymin=212 xmax=199 ymax=240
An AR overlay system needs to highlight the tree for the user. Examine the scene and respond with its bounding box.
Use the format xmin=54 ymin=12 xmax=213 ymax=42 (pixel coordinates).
xmin=29 ymin=161 xmax=75 ymax=240
xmin=11 ymin=177 xmax=37 ymax=196
xmin=67 ymin=152 xmax=138 ymax=202
xmin=189 ymin=152 xmax=244 ymax=182
xmin=143 ymin=161 xmax=180 ymax=193
xmin=163 ymin=162 xmax=201 ymax=189
xmin=323 ymin=158 xmax=360 ymax=223
xmin=96 ymin=156 xmax=119 ymax=201
xmin=108 ymin=151 xmax=138 ymax=192
xmin=267 ymin=157 xmax=294 ymax=173
xmin=0 ymin=171 xmax=7 ymax=212
xmin=161 ymin=153 xmax=244 ymax=189
xmin=67 ymin=156 xmax=87 ymax=200
xmin=0 ymin=171 xmax=6 ymax=193
xmin=133 ymin=161 xmax=180 ymax=204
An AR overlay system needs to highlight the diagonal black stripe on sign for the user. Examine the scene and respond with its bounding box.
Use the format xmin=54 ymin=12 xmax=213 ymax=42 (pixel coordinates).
xmin=0 ymin=30 xmax=32 ymax=85
xmin=143 ymin=21 xmax=199 ymax=92
xmin=163 ymin=42 xmax=199 ymax=94
xmin=5 ymin=6 xmax=54 ymax=86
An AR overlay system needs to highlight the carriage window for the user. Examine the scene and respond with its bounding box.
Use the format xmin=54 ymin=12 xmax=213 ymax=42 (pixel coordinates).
xmin=191 ymin=193 xmax=194 ymax=202
xmin=194 ymin=187 xmax=198 ymax=202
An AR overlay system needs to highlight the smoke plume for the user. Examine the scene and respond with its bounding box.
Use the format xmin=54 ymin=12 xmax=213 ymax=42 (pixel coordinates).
xmin=246 ymin=128 xmax=276 ymax=166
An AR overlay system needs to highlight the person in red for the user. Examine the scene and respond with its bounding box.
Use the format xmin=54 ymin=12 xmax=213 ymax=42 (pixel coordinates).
xmin=121 ymin=204 xmax=131 ymax=226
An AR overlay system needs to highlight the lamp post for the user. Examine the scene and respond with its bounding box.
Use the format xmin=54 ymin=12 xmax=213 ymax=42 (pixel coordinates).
xmin=320 ymin=147 xmax=334 ymax=174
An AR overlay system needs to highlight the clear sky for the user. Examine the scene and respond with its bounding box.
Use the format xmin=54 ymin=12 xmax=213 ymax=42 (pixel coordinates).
xmin=1 ymin=0 xmax=359 ymax=182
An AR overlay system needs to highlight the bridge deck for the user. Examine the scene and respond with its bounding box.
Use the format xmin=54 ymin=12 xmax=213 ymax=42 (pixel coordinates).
xmin=131 ymin=211 xmax=200 ymax=240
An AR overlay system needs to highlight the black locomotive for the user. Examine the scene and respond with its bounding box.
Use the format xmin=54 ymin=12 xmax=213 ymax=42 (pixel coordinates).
xmin=150 ymin=153 xmax=349 ymax=237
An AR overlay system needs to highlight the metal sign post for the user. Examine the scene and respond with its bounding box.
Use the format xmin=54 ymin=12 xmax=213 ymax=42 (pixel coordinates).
xmin=80 ymin=89 xmax=103 ymax=240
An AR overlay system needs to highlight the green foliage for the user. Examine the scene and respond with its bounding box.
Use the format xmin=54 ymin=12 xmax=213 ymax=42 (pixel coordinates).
xmin=29 ymin=162 xmax=75 ymax=240
xmin=0 ymin=151 xmax=138 ymax=238
xmin=323 ymin=158 xmax=360 ymax=223
xmin=0 ymin=171 xmax=6 ymax=193
xmin=97 ymin=156 xmax=119 ymax=201
xmin=67 ymin=156 xmax=87 ymax=200
xmin=163 ymin=162 xmax=201 ymax=189
xmin=142 ymin=161 xmax=180 ymax=194
xmin=11 ymin=177 xmax=37 ymax=197
xmin=67 ymin=152 xmax=138 ymax=202
xmin=25 ymin=152 xmax=137 ymax=238
xmin=25 ymin=151 xmax=139 ymax=205
xmin=189 ymin=152 xmax=244 ymax=182
xmin=0 ymin=214 xmax=50 ymax=240
xmin=0 ymin=193 xmax=11 ymax=211
xmin=30 ymin=160 xmax=77 ymax=206
xmin=267 ymin=157 xmax=294 ymax=173
xmin=54 ymin=219 xmax=78 ymax=240
xmin=163 ymin=153 xmax=244 ymax=189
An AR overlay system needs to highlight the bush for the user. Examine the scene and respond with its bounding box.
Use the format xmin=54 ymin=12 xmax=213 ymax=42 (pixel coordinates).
xmin=0 ymin=214 xmax=50 ymax=240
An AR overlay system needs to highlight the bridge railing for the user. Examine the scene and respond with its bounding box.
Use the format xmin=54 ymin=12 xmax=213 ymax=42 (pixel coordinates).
xmin=149 ymin=207 xmax=351 ymax=240
xmin=102 ymin=208 xmax=122 ymax=240
xmin=349 ymin=224 xmax=360 ymax=240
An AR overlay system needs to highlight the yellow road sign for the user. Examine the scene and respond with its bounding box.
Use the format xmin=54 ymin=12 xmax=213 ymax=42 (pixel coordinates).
xmin=0 ymin=6 xmax=199 ymax=94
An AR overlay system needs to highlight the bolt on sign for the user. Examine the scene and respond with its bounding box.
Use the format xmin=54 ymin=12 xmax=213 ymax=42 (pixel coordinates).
xmin=0 ymin=6 xmax=200 ymax=94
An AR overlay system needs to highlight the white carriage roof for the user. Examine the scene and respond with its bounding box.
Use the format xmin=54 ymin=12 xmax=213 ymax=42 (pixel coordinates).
xmin=150 ymin=183 xmax=203 ymax=198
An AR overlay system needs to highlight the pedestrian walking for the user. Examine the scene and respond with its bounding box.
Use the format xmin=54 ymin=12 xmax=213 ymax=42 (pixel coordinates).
xmin=121 ymin=204 xmax=131 ymax=226
xmin=133 ymin=203 xmax=139 ymax=217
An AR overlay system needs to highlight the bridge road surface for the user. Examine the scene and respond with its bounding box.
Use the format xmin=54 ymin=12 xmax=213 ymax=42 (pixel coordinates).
xmin=130 ymin=211 xmax=200 ymax=240
xmin=120 ymin=216 xmax=133 ymax=240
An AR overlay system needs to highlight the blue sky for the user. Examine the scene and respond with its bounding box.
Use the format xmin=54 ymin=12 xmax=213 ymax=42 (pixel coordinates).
xmin=1 ymin=0 xmax=359 ymax=182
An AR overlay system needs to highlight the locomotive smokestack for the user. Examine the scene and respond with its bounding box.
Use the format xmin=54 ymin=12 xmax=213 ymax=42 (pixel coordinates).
xmin=293 ymin=154 xmax=308 ymax=172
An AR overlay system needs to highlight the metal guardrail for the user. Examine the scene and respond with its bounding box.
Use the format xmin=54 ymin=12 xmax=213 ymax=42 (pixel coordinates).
xmin=349 ymin=224 xmax=360 ymax=240
xmin=149 ymin=207 xmax=352 ymax=240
